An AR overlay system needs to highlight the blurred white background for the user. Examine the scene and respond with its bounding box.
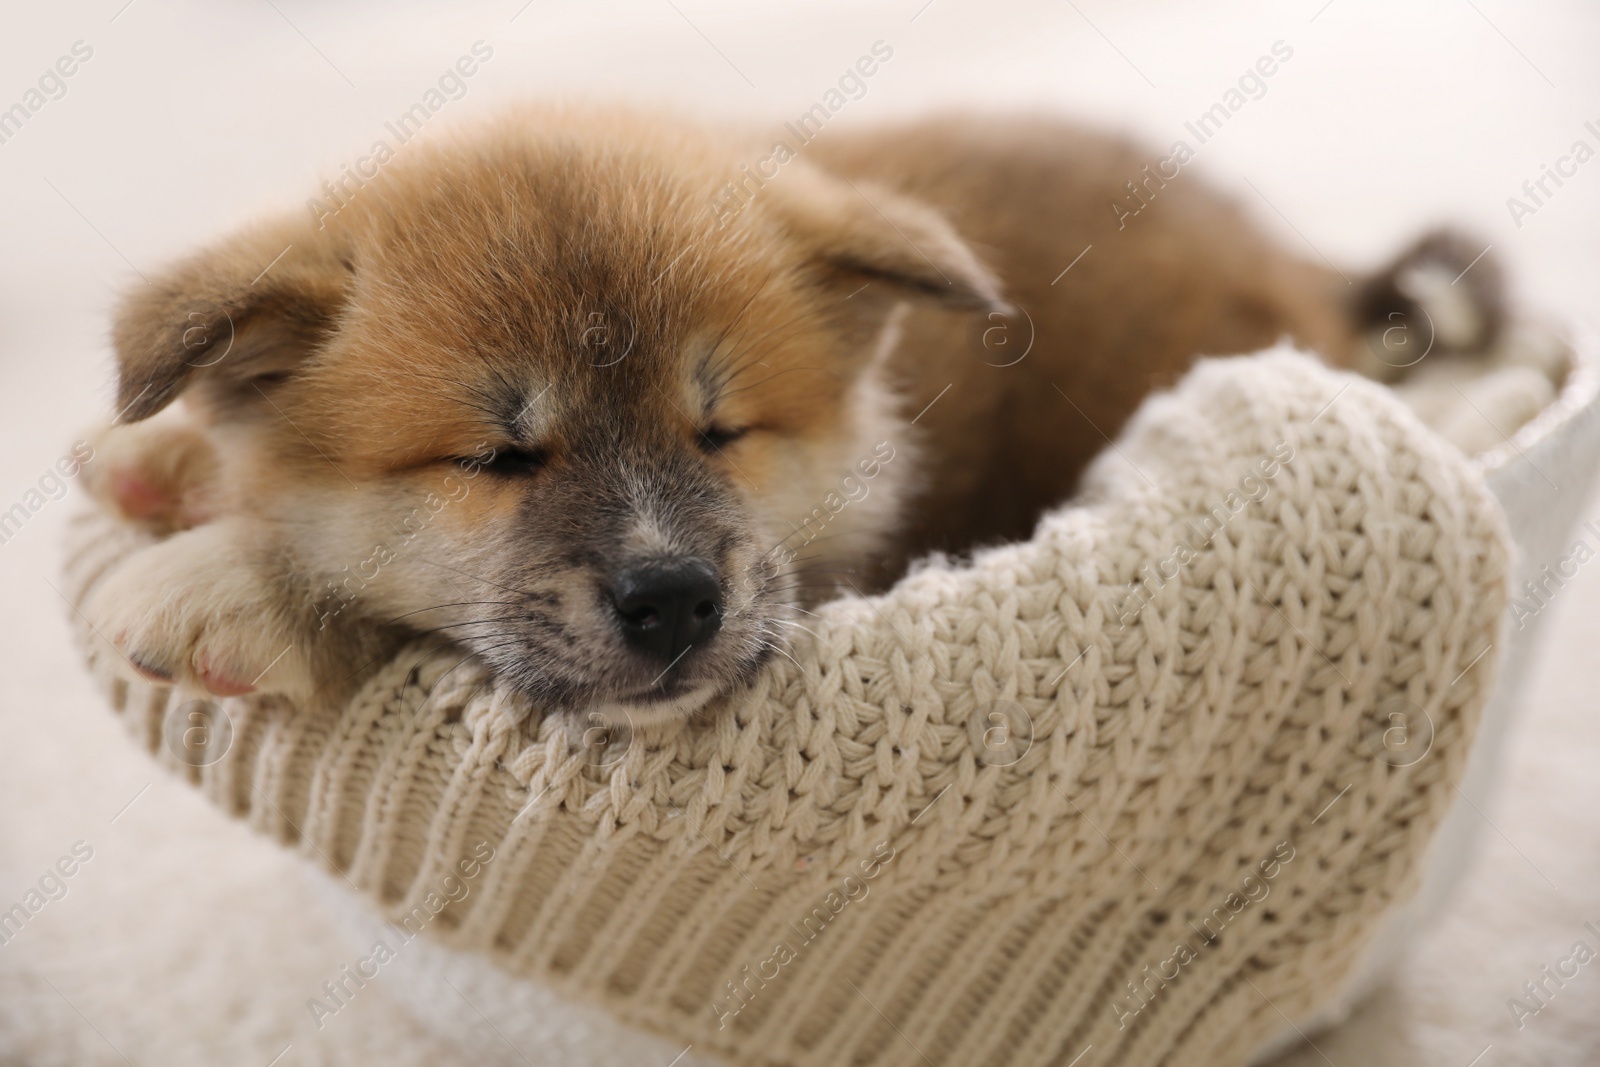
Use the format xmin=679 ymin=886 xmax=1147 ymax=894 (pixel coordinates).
xmin=2 ymin=2 xmax=1599 ymax=1064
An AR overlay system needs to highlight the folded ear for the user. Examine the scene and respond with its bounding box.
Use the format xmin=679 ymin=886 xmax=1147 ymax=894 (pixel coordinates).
xmin=770 ymin=166 xmax=1009 ymax=315
xmin=113 ymin=217 xmax=350 ymax=422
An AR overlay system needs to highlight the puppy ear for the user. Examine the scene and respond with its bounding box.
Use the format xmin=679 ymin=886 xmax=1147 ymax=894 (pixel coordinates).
xmin=113 ymin=217 xmax=350 ymax=422
xmin=771 ymin=168 xmax=1009 ymax=314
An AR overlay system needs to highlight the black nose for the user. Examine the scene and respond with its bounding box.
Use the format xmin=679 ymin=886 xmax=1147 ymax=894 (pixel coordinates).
xmin=610 ymin=559 xmax=723 ymax=663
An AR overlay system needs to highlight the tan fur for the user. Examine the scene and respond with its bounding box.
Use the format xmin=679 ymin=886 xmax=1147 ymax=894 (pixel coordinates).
xmin=82 ymin=104 xmax=1495 ymax=719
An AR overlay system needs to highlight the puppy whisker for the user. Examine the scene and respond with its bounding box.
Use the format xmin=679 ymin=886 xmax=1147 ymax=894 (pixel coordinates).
xmin=770 ymin=618 xmax=821 ymax=640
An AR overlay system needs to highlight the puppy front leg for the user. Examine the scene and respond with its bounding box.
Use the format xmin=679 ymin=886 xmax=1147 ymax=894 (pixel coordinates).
xmin=83 ymin=517 xmax=324 ymax=704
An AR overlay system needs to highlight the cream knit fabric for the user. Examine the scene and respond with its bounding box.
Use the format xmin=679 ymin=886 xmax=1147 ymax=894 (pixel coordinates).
xmin=63 ymin=349 xmax=1510 ymax=1067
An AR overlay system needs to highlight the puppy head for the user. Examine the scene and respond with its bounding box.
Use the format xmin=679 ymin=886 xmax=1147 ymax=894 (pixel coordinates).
xmin=111 ymin=106 xmax=1004 ymax=721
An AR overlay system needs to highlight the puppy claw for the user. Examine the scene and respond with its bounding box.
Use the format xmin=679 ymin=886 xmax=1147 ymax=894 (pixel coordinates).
xmin=195 ymin=657 xmax=257 ymax=697
xmin=127 ymin=654 xmax=176 ymax=685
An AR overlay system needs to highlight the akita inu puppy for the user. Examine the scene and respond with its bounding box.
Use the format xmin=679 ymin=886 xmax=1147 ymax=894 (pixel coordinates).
xmin=82 ymin=106 xmax=1500 ymax=723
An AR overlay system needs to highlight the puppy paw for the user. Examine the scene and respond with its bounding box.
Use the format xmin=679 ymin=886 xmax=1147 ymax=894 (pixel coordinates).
xmin=80 ymin=415 xmax=221 ymax=535
xmin=84 ymin=519 xmax=313 ymax=701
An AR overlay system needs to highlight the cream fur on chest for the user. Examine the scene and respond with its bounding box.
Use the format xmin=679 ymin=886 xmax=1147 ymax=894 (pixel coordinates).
xmin=64 ymin=348 xmax=1514 ymax=1067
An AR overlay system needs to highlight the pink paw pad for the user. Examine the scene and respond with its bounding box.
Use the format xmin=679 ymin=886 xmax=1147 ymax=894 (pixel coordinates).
xmin=110 ymin=467 xmax=176 ymax=523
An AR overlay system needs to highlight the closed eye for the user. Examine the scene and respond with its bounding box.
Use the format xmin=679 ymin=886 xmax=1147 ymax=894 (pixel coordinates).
xmin=698 ymin=425 xmax=749 ymax=452
xmin=468 ymin=446 xmax=547 ymax=476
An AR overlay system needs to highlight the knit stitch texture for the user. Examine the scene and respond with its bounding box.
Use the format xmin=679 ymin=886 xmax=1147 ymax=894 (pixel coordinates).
xmin=64 ymin=349 xmax=1511 ymax=1067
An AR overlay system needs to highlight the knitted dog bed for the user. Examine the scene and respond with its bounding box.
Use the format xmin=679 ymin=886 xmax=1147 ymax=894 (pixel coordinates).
xmin=65 ymin=348 xmax=1514 ymax=1067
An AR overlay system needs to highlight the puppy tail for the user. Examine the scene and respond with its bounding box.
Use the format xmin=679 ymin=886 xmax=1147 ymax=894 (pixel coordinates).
xmin=1353 ymin=228 xmax=1507 ymax=375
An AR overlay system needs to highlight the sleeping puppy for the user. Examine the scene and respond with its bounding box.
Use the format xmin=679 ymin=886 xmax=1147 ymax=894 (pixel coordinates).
xmin=82 ymin=105 xmax=1501 ymax=723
